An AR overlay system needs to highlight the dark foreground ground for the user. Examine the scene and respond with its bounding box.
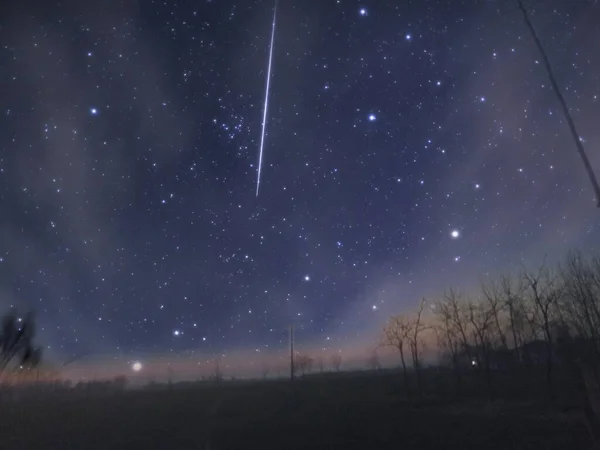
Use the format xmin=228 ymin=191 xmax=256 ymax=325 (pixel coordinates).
xmin=0 ymin=369 xmax=592 ymax=450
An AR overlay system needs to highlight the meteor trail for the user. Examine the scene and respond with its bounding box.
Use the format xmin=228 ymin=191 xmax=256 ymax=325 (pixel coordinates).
xmin=256 ymin=0 xmax=277 ymax=197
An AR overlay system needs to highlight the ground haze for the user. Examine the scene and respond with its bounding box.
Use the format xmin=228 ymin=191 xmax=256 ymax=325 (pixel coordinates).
xmin=0 ymin=369 xmax=590 ymax=450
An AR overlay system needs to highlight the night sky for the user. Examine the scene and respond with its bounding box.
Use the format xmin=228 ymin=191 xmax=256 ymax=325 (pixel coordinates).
xmin=1 ymin=0 xmax=599 ymax=378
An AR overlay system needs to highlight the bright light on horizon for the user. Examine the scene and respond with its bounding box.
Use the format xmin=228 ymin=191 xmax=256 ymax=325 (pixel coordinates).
xmin=132 ymin=361 xmax=143 ymax=372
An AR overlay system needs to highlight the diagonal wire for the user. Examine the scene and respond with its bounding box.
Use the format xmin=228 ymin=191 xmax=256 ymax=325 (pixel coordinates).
xmin=517 ymin=0 xmax=600 ymax=208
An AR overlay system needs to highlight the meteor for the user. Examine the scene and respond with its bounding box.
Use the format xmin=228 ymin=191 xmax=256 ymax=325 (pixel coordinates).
xmin=256 ymin=0 xmax=278 ymax=197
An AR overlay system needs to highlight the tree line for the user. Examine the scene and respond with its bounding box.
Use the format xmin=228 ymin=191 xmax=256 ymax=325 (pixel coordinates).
xmin=381 ymin=250 xmax=600 ymax=412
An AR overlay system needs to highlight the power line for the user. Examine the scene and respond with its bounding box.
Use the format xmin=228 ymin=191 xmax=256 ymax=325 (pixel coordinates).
xmin=517 ymin=0 xmax=600 ymax=208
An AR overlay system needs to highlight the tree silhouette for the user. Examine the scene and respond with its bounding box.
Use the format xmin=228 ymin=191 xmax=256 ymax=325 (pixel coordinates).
xmin=382 ymin=314 xmax=412 ymax=393
xmin=295 ymin=354 xmax=314 ymax=376
xmin=0 ymin=309 xmax=43 ymax=375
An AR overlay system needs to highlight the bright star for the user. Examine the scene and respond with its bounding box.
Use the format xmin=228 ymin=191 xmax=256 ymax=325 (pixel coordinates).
xmin=368 ymin=114 xmax=376 ymax=122
xmin=131 ymin=361 xmax=142 ymax=372
xmin=359 ymin=8 xmax=367 ymax=16
xmin=405 ymin=34 xmax=412 ymax=41
xmin=451 ymin=230 xmax=460 ymax=239
xmin=173 ymin=329 xmax=181 ymax=336
xmin=90 ymin=107 xmax=98 ymax=115
xmin=304 ymin=275 xmax=310 ymax=281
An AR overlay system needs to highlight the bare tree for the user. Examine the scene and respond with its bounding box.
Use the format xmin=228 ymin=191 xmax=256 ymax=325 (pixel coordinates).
xmin=560 ymin=251 xmax=600 ymax=353
xmin=481 ymin=278 xmax=508 ymax=349
xmin=330 ymin=353 xmax=342 ymax=372
xmin=295 ymin=354 xmax=314 ymax=376
xmin=467 ymin=297 xmax=496 ymax=398
xmin=408 ymin=298 xmax=429 ymax=392
xmin=522 ymin=261 xmax=561 ymax=397
xmin=382 ymin=314 xmax=412 ymax=393
xmin=433 ymin=298 xmax=463 ymax=393
xmin=444 ymin=289 xmax=473 ymax=362
xmin=500 ymin=273 xmax=527 ymax=363
xmin=559 ymin=251 xmax=600 ymax=388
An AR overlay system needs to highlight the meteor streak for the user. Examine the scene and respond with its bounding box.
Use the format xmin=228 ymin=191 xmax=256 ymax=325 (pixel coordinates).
xmin=256 ymin=0 xmax=277 ymax=197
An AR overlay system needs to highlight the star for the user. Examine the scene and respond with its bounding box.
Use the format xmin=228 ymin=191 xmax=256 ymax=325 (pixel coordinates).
xmin=173 ymin=329 xmax=181 ymax=336
xmin=450 ymin=230 xmax=460 ymax=239
xmin=131 ymin=361 xmax=143 ymax=372
xmin=90 ymin=107 xmax=98 ymax=115
xmin=304 ymin=275 xmax=310 ymax=281
xmin=368 ymin=114 xmax=376 ymax=122
xmin=405 ymin=33 xmax=412 ymax=41
xmin=359 ymin=8 xmax=367 ymax=16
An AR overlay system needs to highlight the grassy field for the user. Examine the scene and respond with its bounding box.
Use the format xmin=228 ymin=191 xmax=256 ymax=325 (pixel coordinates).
xmin=0 ymin=369 xmax=592 ymax=450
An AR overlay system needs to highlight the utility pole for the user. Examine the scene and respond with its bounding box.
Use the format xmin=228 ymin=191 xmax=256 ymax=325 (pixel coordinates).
xmin=289 ymin=324 xmax=295 ymax=381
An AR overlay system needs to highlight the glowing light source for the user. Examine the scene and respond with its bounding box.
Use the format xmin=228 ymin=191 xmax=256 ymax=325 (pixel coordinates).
xmin=450 ymin=229 xmax=460 ymax=239
xmin=132 ymin=361 xmax=142 ymax=372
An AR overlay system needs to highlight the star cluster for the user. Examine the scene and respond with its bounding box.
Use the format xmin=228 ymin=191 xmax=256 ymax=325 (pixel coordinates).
xmin=0 ymin=0 xmax=599 ymax=372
